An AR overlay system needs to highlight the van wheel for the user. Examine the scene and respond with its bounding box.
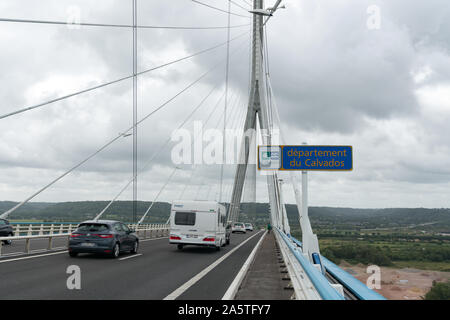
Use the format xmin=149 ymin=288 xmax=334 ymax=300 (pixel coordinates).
xmin=177 ymin=244 xmax=184 ymax=250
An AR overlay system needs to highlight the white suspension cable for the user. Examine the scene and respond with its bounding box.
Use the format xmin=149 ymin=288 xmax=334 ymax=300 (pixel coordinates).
xmin=191 ymin=0 xmax=251 ymax=18
xmin=137 ymin=167 xmax=179 ymax=225
xmin=0 ymin=31 xmax=249 ymax=120
xmin=94 ymin=84 xmax=220 ymax=221
xmin=220 ymin=0 xmax=232 ymax=203
xmin=0 ymin=42 xmax=247 ymax=220
xmin=229 ymin=0 xmax=250 ymax=12
xmin=0 ymin=17 xmax=250 ymax=29
xmin=178 ymin=91 xmax=227 ymax=199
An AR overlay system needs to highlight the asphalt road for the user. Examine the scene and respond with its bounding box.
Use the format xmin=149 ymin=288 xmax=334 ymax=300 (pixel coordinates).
xmin=0 ymin=231 xmax=264 ymax=299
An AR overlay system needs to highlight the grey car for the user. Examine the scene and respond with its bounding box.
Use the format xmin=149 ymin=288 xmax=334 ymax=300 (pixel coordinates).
xmin=68 ymin=220 xmax=139 ymax=258
xmin=0 ymin=219 xmax=14 ymax=245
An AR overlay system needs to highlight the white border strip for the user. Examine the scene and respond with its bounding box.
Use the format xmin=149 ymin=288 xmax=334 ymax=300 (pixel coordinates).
xmin=222 ymin=230 xmax=267 ymax=300
xmin=163 ymin=231 xmax=263 ymax=300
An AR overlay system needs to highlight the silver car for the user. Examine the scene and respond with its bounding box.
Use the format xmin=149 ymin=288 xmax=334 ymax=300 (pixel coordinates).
xmin=244 ymin=223 xmax=254 ymax=231
xmin=232 ymin=222 xmax=246 ymax=233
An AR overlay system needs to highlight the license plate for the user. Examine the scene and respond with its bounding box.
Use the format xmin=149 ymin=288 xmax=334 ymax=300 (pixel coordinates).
xmin=186 ymin=234 xmax=198 ymax=238
xmin=81 ymin=243 xmax=96 ymax=247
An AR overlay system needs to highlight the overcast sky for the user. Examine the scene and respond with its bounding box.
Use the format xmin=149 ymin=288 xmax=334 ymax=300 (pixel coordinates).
xmin=0 ymin=0 xmax=450 ymax=209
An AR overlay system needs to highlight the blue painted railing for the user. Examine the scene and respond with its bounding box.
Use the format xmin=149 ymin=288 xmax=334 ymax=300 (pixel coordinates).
xmin=320 ymin=256 xmax=386 ymax=300
xmin=289 ymin=235 xmax=386 ymax=300
xmin=277 ymin=229 xmax=344 ymax=300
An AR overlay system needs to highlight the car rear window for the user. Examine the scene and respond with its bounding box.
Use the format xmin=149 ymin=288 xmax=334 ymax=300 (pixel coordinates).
xmin=77 ymin=223 xmax=110 ymax=232
xmin=234 ymin=223 xmax=244 ymax=227
xmin=175 ymin=212 xmax=196 ymax=226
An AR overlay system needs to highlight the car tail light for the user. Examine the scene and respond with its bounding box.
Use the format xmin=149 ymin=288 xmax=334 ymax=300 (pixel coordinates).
xmin=70 ymin=233 xmax=81 ymax=238
xmin=170 ymin=236 xmax=181 ymax=240
xmin=96 ymin=234 xmax=114 ymax=238
xmin=203 ymin=237 xmax=215 ymax=242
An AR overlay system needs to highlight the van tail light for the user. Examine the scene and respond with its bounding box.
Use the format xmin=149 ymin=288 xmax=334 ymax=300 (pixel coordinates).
xmin=96 ymin=234 xmax=114 ymax=238
xmin=203 ymin=237 xmax=215 ymax=242
xmin=170 ymin=236 xmax=181 ymax=240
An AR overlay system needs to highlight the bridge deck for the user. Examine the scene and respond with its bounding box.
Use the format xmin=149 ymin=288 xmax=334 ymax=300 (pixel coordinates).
xmin=0 ymin=232 xmax=265 ymax=299
xmin=235 ymin=232 xmax=292 ymax=300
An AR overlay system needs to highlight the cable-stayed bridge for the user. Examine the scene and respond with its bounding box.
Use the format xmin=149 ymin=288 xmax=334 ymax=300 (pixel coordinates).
xmin=0 ymin=0 xmax=385 ymax=300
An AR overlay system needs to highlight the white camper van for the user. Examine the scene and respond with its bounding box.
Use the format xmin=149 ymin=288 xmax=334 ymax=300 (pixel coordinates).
xmin=169 ymin=200 xmax=229 ymax=251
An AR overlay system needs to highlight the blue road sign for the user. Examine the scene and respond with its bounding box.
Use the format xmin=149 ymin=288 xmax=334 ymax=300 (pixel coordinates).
xmin=258 ymin=145 xmax=353 ymax=171
xmin=281 ymin=145 xmax=353 ymax=171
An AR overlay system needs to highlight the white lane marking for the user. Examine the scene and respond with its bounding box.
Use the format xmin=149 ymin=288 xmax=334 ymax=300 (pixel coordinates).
xmin=0 ymin=250 xmax=67 ymax=264
xmin=140 ymin=237 xmax=168 ymax=242
xmin=119 ymin=253 xmax=143 ymax=261
xmin=222 ymin=231 xmax=267 ymax=300
xmin=163 ymin=231 xmax=263 ymax=300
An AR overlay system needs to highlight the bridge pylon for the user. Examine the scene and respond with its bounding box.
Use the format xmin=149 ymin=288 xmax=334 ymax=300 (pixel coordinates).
xmin=228 ymin=0 xmax=321 ymax=265
xmin=228 ymin=0 xmax=280 ymax=227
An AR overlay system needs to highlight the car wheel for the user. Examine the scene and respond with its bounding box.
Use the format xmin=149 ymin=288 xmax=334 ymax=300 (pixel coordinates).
xmin=69 ymin=252 xmax=78 ymax=257
xmin=3 ymin=233 xmax=13 ymax=245
xmin=177 ymin=244 xmax=184 ymax=250
xmin=131 ymin=240 xmax=139 ymax=254
xmin=111 ymin=243 xmax=120 ymax=258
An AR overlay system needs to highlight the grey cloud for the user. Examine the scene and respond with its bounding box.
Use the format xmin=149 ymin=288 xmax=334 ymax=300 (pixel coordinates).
xmin=1 ymin=0 xmax=450 ymax=208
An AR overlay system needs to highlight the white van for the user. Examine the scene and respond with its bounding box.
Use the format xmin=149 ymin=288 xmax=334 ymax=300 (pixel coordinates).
xmin=169 ymin=200 xmax=228 ymax=251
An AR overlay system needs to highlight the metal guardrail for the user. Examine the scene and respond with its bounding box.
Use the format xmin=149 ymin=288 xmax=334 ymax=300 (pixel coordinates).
xmin=289 ymin=236 xmax=386 ymax=300
xmin=276 ymin=229 xmax=345 ymax=300
xmin=0 ymin=223 xmax=169 ymax=257
xmin=8 ymin=223 xmax=164 ymax=236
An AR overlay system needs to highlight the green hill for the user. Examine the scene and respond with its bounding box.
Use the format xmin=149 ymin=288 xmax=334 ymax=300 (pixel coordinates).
xmin=1 ymin=201 xmax=449 ymax=232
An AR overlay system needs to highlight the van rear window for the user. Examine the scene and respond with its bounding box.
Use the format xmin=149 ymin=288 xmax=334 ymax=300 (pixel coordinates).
xmin=175 ymin=212 xmax=196 ymax=226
